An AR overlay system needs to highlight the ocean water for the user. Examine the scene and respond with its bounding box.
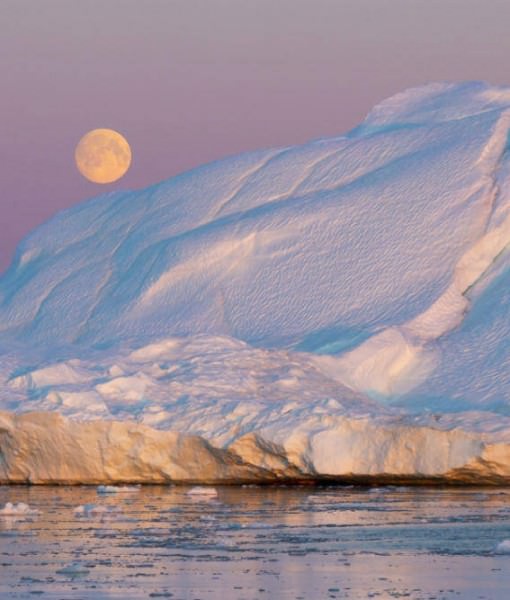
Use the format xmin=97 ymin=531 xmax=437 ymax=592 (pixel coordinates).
xmin=1 ymin=485 xmax=510 ymax=599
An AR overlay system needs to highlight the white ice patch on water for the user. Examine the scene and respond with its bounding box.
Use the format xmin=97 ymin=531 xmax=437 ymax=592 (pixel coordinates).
xmin=96 ymin=485 xmax=140 ymax=494
xmin=0 ymin=502 xmax=39 ymax=516
xmin=495 ymin=540 xmax=510 ymax=554
xmin=74 ymin=504 xmax=121 ymax=518
xmin=187 ymin=487 xmax=219 ymax=499
xmin=56 ymin=562 xmax=90 ymax=576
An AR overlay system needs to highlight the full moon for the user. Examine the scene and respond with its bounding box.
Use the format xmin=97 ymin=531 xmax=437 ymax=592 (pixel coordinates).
xmin=75 ymin=128 xmax=131 ymax=184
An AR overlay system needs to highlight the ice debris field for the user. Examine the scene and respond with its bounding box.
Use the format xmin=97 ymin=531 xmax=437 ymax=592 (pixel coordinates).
xmin=2 ymin=81 xmax=510 ymax=483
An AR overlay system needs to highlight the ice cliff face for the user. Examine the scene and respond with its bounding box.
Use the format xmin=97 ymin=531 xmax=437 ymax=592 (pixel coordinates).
xmin=3 ymin=81 xmax=510 ymax=483
xmin=3 ymin=411 xmax=510 ymax=485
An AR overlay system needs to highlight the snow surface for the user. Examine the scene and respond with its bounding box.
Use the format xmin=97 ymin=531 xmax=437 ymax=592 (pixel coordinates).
xmin=3 ymin=81 xmax=510 ymax=482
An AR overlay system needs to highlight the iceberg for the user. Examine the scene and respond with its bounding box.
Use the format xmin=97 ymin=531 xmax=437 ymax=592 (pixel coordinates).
xmin=3 ymin=81 xmax=510 ymax=483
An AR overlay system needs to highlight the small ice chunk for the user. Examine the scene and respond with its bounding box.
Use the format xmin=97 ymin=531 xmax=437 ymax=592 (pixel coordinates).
xmin=250 ymin=522 xmax=272 ymax=529
xmin=74 ymin=504 xmax=120 ymax=518
xmin=130 ymin=527 xmax=163 ymax=536
xmin=56 ymin=562 xmax=90 ymax=576
xmin=0 ymin=502 xmax=39 ymax=516
xmin=495 ymin=540 xmax=510 ymax=554
xmin=186 ymin=486 xmax=218 ymax=499
xmin=97 ymin=485 xmax=140 ymax=494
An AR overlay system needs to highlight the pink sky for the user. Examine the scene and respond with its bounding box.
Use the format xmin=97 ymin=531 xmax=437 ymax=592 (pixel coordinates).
xmin=2 ymin=0 xmax=510 ymax=271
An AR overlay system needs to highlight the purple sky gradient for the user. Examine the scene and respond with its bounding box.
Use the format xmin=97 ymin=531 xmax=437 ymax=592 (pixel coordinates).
xmin=1 ymin=0 xmax=510 ymax=271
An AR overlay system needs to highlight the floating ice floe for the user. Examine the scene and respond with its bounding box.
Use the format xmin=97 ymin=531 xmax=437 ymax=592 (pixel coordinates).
xmin=96 ymin=485 xmax=141 ymax=494
xmin=56 ymin=562 xmax=90 ymax=576
xmin=0 ymin=502 xmax=39 ymax=517
xmin=187 ymin=486 xmax=219 ymax=499
xmin=495 ymin=540 xmax=510 ymax=554
xmin=73 ymin=504 xmax=120 ymax=518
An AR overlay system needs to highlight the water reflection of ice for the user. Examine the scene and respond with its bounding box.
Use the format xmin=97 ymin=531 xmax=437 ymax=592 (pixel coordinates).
xmin=0 ymin=486 xmax=510 ymax=599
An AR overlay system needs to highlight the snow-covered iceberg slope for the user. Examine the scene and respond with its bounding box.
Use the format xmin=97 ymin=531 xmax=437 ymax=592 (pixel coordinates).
xmin=3 ymin=81 xmax=510 ymax=483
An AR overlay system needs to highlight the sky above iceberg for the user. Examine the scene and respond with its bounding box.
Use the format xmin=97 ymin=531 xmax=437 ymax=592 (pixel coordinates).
xmin=1 ymin=0 xmax=510 ymax=271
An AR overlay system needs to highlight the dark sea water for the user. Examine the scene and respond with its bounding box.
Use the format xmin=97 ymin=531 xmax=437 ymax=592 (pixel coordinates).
xmin=1 ymin=485 xmax=510 ymax=599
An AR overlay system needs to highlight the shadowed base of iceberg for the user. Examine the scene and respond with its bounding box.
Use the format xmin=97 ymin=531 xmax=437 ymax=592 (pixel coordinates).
xmin=2 ymin=411 xmax=510 ymax=485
